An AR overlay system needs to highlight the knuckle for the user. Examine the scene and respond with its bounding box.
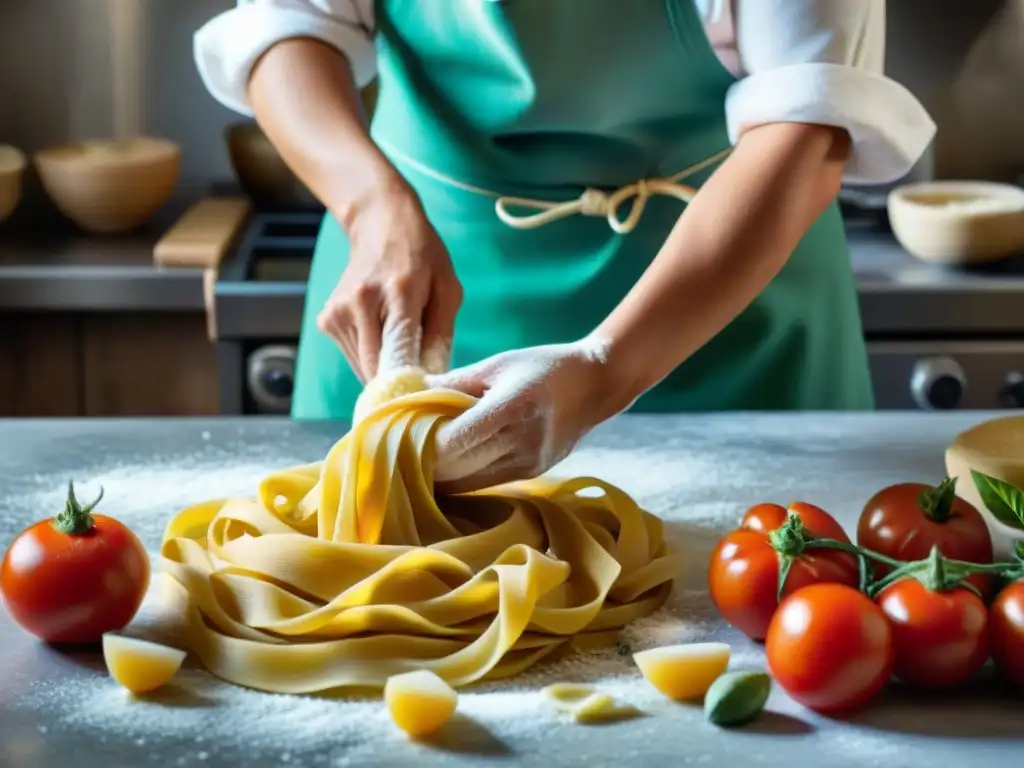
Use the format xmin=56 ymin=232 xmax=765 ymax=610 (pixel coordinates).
xmin=445 ymin=279 xmax=465 ymax=306
xmin=384 ymin=271 xmax=419 ymax=297
xmin=351 ymin=282 xmax=380 ymax=307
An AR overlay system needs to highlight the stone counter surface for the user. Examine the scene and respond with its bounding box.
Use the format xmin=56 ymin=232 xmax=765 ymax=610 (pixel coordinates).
xmin=0 ymin=414 xmax=1021 ymax=768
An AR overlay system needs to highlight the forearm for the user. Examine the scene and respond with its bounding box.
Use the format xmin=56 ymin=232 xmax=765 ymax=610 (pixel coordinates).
xmin=594 ymin=122 xmax=851 ymax=411
xmin=247 ymin=38 xmax=407 ymax=228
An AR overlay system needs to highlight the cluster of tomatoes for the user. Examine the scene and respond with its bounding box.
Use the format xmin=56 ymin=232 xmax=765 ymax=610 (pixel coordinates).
xmin=708 ymin=480 xmax=1024 ymax=714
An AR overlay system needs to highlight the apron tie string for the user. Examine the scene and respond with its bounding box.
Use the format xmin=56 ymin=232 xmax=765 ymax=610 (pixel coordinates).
xmin=376 ymin=139 xmax=732 ymax=235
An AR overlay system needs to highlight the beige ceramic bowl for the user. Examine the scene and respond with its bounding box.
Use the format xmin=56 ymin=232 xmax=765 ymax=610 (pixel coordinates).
xmin=888 ymin=181 xmax=1024 ymax=265
xmin=0 ymin=145 xmax=27 ymax=224
xmin=35 ymin=138 xmax=181 ymax=233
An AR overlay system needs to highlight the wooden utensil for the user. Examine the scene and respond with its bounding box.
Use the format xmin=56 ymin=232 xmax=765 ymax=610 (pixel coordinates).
xmin=153 ymin=197 xmax=250 ymax=269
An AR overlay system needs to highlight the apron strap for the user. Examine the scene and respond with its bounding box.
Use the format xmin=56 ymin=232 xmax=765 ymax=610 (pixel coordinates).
xmin=376 ymin=139 xmax=732 ymax=235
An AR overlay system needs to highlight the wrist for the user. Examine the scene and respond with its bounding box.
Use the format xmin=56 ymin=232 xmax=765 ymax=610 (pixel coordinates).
xmin=577 ymin=333 xmax=652 ymax=422
xmin=326 ymin=154 xmax=416 ymax=232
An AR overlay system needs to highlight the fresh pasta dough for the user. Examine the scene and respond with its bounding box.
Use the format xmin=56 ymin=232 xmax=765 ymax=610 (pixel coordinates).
xmin=159 ymin=383 xmax=683 ymax=695
xmin=542 ymin=682 xmax=639 ymax=723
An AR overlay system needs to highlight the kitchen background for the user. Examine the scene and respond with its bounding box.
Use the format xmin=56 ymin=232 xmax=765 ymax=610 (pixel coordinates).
xmin=0 ymin=0 xmax=1022 ymax=418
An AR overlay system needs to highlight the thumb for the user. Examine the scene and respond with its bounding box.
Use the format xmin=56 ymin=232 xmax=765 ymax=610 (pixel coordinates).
xmin=424 ymin=357 xmax=494 ymax=396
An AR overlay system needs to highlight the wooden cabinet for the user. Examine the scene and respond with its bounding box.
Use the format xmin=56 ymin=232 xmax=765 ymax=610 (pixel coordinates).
xmin=0 ymin=312 xmax=219 ymax=417
xmin=0 ymin=314 xmax=79 ymax=416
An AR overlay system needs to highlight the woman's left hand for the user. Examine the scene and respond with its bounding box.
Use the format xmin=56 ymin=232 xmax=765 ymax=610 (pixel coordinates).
xmin=426 ymin=339 xmax=634 ymax=493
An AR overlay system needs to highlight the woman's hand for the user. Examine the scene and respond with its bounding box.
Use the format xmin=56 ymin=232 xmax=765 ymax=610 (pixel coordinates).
xmin=426 ymin=338 xmax=635 ymax=493
xmin=317 ymin=183 xmax=463 ymax=381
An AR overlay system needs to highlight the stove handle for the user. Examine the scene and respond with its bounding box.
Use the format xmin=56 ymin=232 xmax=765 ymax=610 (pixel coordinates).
xmin=910 ymin=357 xmax=965 ymax=411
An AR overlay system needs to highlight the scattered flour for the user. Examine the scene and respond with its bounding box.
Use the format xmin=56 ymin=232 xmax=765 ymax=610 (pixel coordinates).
xmin=4 ymin=427 xmax=970 ymax=766
xmin=8 ymin=459 xmax=305 ymax=553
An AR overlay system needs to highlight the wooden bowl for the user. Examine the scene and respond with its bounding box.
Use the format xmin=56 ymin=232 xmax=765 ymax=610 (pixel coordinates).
xmin=887 ymin=181 xmax=1024 ymax=265
xmin=226 ymin=123 xmax=318 ymax=208
xmin=0 ymin=145 xmax=27 ymax=224
xmin=35 ymin=138 xmax=181 ymax=233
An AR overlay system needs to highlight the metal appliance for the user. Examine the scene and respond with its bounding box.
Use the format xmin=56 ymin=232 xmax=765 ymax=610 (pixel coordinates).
xmin=213 ymin=211 xmax=318 ymax=415
xmin=212 ymin=208 xmax=1024 ymax=414
xmin=851 ymin=211 xmax=1024 ymax=411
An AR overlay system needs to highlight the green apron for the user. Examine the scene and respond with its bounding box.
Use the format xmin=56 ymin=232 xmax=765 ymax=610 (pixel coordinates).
xmin=292 ymin=0 xmax=874 ymax=420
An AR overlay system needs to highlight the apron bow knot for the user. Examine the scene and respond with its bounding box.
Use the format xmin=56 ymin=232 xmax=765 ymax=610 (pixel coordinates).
xmin=496 ymin=176 xmax=700 ymax=235
xmin=375 ymin=139 xmax=732 ymax=236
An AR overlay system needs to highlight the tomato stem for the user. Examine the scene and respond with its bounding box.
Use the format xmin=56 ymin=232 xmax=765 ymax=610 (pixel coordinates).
xmin=806 ymin=537 xmax=903 ymax=569
xmin=868 ymin=545 xmax=1013 ymax=597
xmin=53 ymin=480 xmax=104 ymax=536
xmin=918 ymin=477 xmax=958 ymax=523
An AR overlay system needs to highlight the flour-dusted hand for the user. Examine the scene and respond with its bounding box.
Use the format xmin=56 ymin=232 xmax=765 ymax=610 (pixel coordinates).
xmin=426 ymin=339 xmax=636 ymax=493
xmin=317 ymin=187 xmax=462 ymax=381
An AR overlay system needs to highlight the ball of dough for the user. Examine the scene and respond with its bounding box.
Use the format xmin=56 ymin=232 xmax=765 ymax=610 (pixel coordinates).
xmin=352 ymin=367 xmax=429 ymax=424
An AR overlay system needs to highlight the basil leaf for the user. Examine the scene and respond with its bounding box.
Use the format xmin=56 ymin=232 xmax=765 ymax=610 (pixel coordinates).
xmin=1016 ymin=540 xmax=1024 ymax=561
xmin=971 ymin=470 xmax=1024 ymax=530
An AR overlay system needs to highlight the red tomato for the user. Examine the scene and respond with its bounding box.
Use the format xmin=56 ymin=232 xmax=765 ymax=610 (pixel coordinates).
xmin=766 ymin=583 xmax=894 ymax=714
xmin=708 ymin=502 xmax=859 ymax=641
xmin=876 ymin=578 xmax=989 ymax=688
xmin=990 ymin=580 xmax=1024 ymax=686
xmin=1 ymin=483 xmax=149 ymax=644
xmin=857 ymin=480 xmax=993 ymax=594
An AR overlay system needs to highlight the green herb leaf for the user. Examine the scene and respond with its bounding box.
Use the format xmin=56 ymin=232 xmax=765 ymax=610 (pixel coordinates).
xmin=1015 ymin=540 xmax=1024 ymax=561
xmin=971 ymin=471 xmax=1024 ymax=531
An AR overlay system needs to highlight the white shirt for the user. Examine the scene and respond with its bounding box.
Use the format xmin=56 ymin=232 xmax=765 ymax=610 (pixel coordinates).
xmin=195 ymin=0 xmax=935 ymax=185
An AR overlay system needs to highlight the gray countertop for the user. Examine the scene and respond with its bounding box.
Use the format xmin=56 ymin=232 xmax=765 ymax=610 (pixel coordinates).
xmin=1 ymin=413 xmax=1022 ymax=767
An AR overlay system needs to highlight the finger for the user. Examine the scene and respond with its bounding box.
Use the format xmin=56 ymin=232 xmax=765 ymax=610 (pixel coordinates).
xmin=317 ymin=304 xmax=364 ymax=381
xmin=353 ymin=306 xmax=383 ymax=382
xmin=379 ymin=297 xmax=423 ymax=375
xmin=424 ymin=359 xmax=491 ymax=395
xmin=432 ymin=427 xmax=514 ymax=484
xmin=421 ymin=281 xmax=461 ymax=374
xmin=433 ymin=386 xmax=523 ymax=460
xmin=436 ymin=454 xmax=530 ymax=495
xmin=421 ymin=336 xmax=451 ymax=376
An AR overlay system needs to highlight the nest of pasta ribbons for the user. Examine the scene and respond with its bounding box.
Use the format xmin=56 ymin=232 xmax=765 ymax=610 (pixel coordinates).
xmin=157 ymin=388 xmax=685 ymax=696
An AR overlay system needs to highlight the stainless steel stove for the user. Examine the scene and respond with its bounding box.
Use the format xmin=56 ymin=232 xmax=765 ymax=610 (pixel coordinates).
xmin=213 ymin=211 xmax=318 ymax=415
xmin=212 ymin=212 xmax=1024 ymax=415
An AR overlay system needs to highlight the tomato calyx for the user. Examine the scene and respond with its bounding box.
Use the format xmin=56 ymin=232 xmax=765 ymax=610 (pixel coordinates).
xmin=917 ymin=477 xmax=958 ymax=523
xmin=769 ymin=513 xmax=809 ymax=600
xmin=869 ymin=545 xmax=1011 ymax=599
xmin=52 ymin=480 xmax=105 ymax=536
xmin=769 ymin=513 xmax=871 ymax=600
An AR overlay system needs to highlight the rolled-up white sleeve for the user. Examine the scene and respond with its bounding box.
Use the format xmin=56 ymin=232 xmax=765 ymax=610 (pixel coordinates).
xmin=726 ymin=0 xmax=936 ymax=185
xmin=194 ymin=0 xmax=376 ymax=116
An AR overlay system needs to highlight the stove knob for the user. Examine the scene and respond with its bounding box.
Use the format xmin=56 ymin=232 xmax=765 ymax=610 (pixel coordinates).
xmin=262 ymin=366 xmax=295 ymax=399
xmin=999 ymin=373 xmax=1024 ymax=408
xmin=910 ymin=357 xmax=965 ymax=410
xmin=247 ymin=345 xmax=297 ymax=413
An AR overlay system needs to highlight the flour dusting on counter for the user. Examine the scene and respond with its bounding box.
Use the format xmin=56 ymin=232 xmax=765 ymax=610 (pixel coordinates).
xmin=3 ymin=415 xmax=1013 ymax=767
xmin=9 ymin=456 xmax=306 ymax=552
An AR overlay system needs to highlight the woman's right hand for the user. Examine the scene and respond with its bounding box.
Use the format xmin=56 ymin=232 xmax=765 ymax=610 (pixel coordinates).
xmin=317 ymin=183 xmax=462 ymax=382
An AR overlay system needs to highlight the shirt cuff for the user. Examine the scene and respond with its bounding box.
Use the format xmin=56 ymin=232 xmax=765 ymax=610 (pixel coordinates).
xmin=725 ymin=62 xmax=937 ymax=185
xmin=194 ymin=5 xmax=377 ymax=117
